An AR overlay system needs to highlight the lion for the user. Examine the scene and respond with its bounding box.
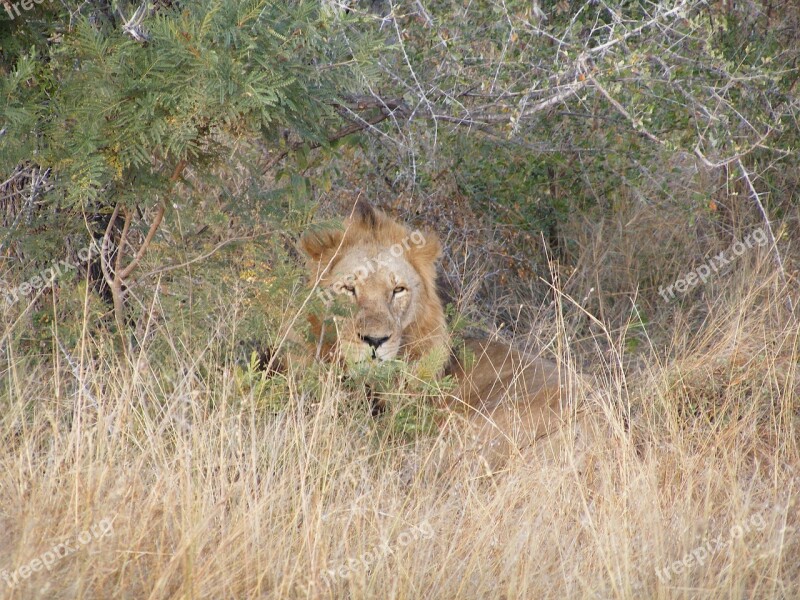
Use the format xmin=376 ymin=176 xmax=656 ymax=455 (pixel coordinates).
xmin=298 ymin=200 xmax=588 ymax=467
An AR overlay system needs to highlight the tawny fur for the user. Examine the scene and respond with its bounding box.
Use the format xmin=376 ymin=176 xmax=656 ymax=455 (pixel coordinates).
xmin=300 ymin=201 xmax=448 ymax=364
xmin=299 ymin=200 xmax=586 ymax=466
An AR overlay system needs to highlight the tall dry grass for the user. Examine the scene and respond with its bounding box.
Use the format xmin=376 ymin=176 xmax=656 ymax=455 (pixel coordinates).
xmin=1 ymin=222 xmax=798 ymax=600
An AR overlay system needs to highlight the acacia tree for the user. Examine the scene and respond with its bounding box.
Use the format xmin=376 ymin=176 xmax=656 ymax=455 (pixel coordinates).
xmin=0 ymin=0 xmax=389 ymax=332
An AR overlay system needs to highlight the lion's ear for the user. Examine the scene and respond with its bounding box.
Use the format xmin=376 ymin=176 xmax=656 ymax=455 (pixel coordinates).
xmin=353 ymin=199 xmax=380 ymax=230
xmin=408 ymin=230 xmax=442 ymax=265
xmin=299 ymin=227 xmax=344 ymax=262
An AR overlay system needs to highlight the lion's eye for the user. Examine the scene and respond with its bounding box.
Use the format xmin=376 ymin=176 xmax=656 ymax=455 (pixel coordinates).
xmin=393 ymin=286 xmax=407 ymax=295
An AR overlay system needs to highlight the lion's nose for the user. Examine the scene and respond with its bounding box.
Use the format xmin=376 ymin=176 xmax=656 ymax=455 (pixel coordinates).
xmin=360 ymin=334 xmax=391 ymax=349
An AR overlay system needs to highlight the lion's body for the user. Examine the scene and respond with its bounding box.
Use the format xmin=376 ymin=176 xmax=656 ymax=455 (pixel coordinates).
xmin=443 ymin=338 xmax=578 ymax=464
xmin=299 ymin=201 xmax=584 ymax=465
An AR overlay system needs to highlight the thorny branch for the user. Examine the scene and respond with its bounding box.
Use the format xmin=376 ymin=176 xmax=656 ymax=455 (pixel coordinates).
xmin=736 ymin=158 xmax=795 ymax=317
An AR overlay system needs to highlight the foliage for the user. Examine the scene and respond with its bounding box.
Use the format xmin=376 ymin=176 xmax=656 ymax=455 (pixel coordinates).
xmin=2 ymin=0 xmax=374 ymax=183
xmin=0 ymin=0 xmax=384 ymax=252
xmin=348 ymin=0 xmax=799 ymax=231
xmin=0 ymin=0 xmax=392 ymax=357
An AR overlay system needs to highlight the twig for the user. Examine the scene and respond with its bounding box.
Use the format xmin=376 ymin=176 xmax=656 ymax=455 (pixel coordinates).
xmin=693 ymin=128 xmax=773 ymax=169
xmin=0 ymin=168 xmax=26 ymax=190
xmin=115 ymin=207 xmax=133 ymax=276
xmin=430 ymin=79 xmax=589 ymax=128
xmin=736 ymin=157 xmax=794 ymax=316
xmin=263 ymin=99 xmax=406 ymax=171
xmin=132 ymin=235 xmax=256 ymax=284
xmin=585 ymin=0 xmax=690 ymax=57
xmin=0 ymin=166 xmax=43 ymax=256
xmin=520 ymin=78 xmax=589 ymax=120
xmin=100 ymin=203 xmax=121 ymax=288
xmin=591 ymin=76 xmax=664 ymax=145
xmin=56 ymin=338 xmax=99 ymax=409
xmin=119 ymin=203 xmax=165 ymax=279
xmin=118 ymin=1 xmax=150 ymax=42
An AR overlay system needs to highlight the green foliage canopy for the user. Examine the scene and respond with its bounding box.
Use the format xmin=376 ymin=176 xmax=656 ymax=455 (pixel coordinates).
xmin=1 ymin=1 xmax=384 ymax=207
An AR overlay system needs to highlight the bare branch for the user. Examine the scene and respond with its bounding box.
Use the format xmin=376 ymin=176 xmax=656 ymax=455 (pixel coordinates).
xmin=133 ymin=235 xmax=256 ymax=284
xmin=263 ymin=98 xmax=408 ymax=171
xmin=736 ymin=157 xmax=795 ymax=317
xmin=100 ymin=203 xmax=120 ymax=289
xmin=119 ymin=203 xmax=165 ymax=279
xmin=590 ymin=76 xmax=665 ymax=145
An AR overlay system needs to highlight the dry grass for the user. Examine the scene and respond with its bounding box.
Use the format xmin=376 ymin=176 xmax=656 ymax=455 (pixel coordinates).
xmin=1 ymin=228 xmax=798 ymax=599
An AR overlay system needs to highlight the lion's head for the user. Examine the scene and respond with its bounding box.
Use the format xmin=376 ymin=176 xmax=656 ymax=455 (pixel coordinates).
xmin=299 ymin=201 xmax=448 ymax=366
